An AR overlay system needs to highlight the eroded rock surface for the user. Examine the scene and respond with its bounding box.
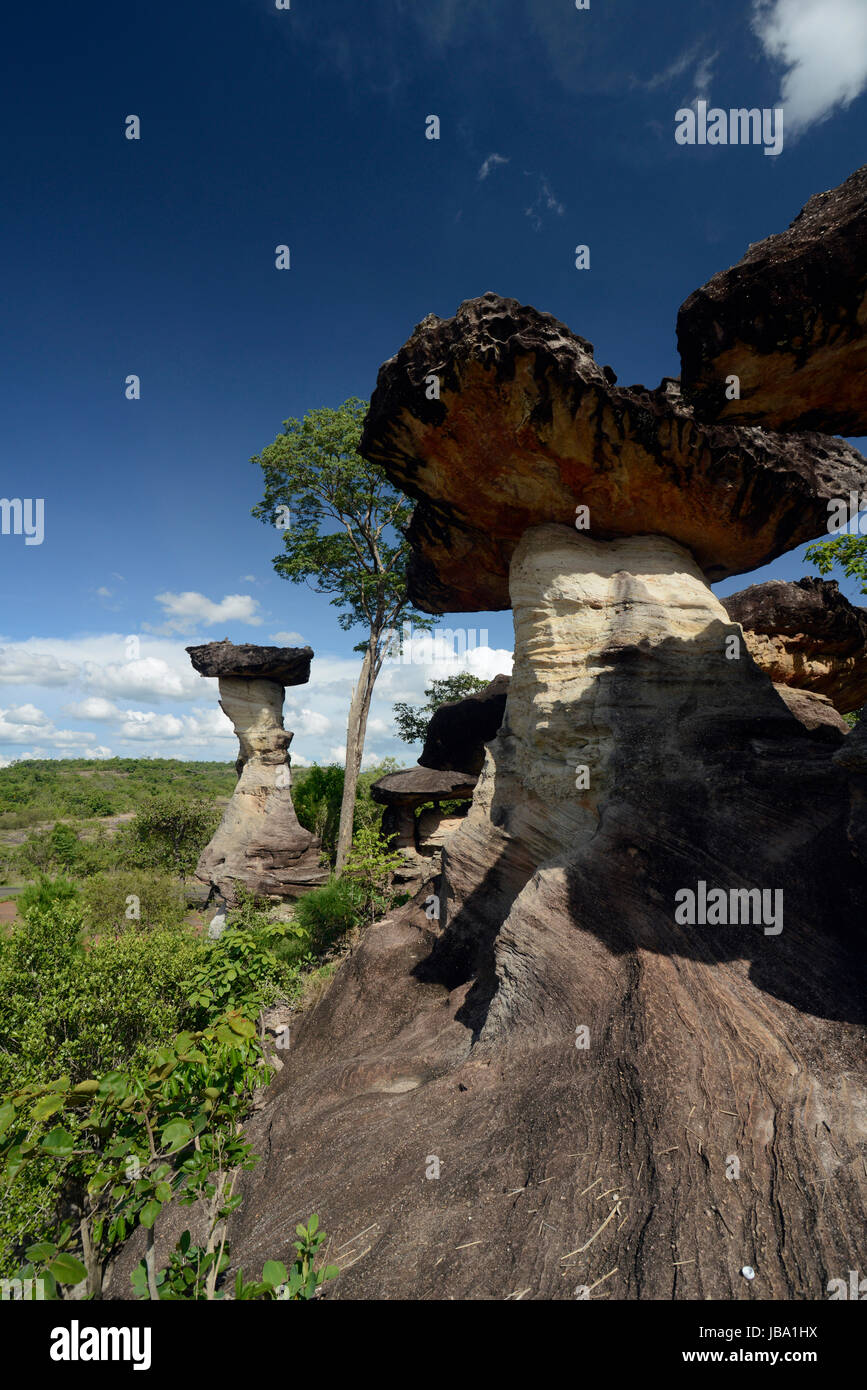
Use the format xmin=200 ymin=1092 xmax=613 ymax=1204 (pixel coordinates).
xmin=361 ymin=292 xmax=867 ymax=610
xmin=223 ymin=529 xmax=866 ymax=1300
xmin=723 ymin=577 xmax=867 ymax=713
xmin=678 ymin=164 xmax=867 ymax=434
xmin=187 ymin=643 xmax=326 ymax=905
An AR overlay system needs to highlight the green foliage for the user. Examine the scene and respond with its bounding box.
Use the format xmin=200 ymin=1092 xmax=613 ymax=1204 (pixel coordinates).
xmin=185 ymin=907 xmax=309 ymax=1024
xmin=0 ymin=758 xmax=235 ymax=832
xmin=80 ymin=871 xmax=188 ymax=936
xmin=132 ymin=1216 xmax=338 ymax=1301
xmin=805 ymin=534 xmax=867 ymax=594
xmin=251 ymin=398 xmax=429 ymax=644
xmin=292 ymin=876 xmax=364 ymax=954
xmin=292 ymin=760 xmax=399 ymax=860
xmin=0 ymin=1012 xmax=265 ymax=1296
xmin=341 ymin=823 xmax=405 ymax=927
xmin=292 ymin=764 xmax=344 ymax=857
xmin=393 ymin=673 xmax=491 ymax=745
xmin=123 ymin=791 xmax=220 ymax=880
xmin=15 ymin=875 xmax=80 ymax=918
xmin=0 ymin=902 xmax=202 ymax=1097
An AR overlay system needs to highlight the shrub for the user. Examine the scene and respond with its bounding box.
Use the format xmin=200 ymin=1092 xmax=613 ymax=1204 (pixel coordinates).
xmin=15 ymin=875 xmax=80 ymax=917
xmin=341 ymin=823 xmax=405 ymax=926
xmin=292 ymin=876 xmax=364 ymax=954
xmin=80 ymin=871 xmax=188 ymax=936
xmin=123 ymin=792 xmax=220 ymax=880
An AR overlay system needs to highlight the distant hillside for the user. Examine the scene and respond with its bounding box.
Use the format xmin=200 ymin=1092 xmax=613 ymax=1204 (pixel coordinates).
xmin=0 ymin=758 xmax=237 ymax=829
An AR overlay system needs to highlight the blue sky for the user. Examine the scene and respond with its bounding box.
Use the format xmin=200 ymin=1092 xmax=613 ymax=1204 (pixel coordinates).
xmin=1 ymin=0 xmax=866 ymax=767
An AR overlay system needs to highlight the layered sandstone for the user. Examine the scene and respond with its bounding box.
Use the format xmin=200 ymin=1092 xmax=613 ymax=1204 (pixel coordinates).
xmin=187 ymin=641 xmax=327 ymax=905
xmin=212 ymin=528 xmax=865 ymax=1301
xmin=678 ymin=164 xmax=867 ymax=434
xmin=723 ymin=577 xmax=867 ymax=713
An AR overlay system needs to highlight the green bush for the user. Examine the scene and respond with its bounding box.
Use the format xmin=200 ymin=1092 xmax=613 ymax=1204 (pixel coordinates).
xmin=292 ymin=876 xmax=364 ymax=954
xmin=15 ymin=875 xmax=80 ymax=917
xmin=122 ymin=792 xmax=220 ymax=880
xmin=80 ymin=871 xmax=188 ymax=936
xmin=0 ymin=902 xmax=202 ymax=1094
xmin=185 ymin=913 xmax=309 ymax=1023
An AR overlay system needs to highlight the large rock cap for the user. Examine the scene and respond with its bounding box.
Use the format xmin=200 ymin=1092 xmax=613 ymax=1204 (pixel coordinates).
xmin=677 ymin=164 xmax=867 ymax=434
xmin=186 ymin=640 xmax=313 ymax=686
xmin=361 ymin=292 xmax=866 ymax=611
xmin=723 ymin=576 xmax=867 ymax=713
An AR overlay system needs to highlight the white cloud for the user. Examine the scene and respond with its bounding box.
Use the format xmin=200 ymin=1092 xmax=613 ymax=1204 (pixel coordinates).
xmin=117 ymin=708 xmax=234 ymax=745
xmin=4 ymin=703 xmax=44 ymax=724
xmin=524 ymin=174 xmax=564 ymax=231
xmin=62 ymin=697 xmax=123 ymax=721
xmin=0 ymin=648 xmax=79 ymax=686
xmin=147 ymin=591 xmax=264 ymax=635
xmin=0 ymin=630 xmax=513 ymax=766
xmin=0 ymin=705 xmax=97 ymax=748
xmin=284 ymin=707 xmax=332 ymax=737
xmin=96 ymin=586 xmax=112 ymax=598
xmin=479 ymin=153 xmax=509 ymax=180
xmin=753 ymin=0 xmax=867 ymax=134
xmin=81 ymin=656 xmax=194 ymax=702
xmin=270 ymin=631 xmax=305 ymax=644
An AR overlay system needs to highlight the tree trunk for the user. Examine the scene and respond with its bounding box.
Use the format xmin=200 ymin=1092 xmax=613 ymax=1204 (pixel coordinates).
xmin=335 ymin=641 xmax=378 ymax=872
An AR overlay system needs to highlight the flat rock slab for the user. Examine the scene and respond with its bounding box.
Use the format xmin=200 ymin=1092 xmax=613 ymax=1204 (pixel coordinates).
xmin=186 ymin=640 xmax=313 ymax=686
xmin=361 ymin=292 xmax=867 ymax=611
xmin=372 ymin=767 xmax=478 ymax=806
xmin=678 ymin=164 xmax=867 ymax=434
xmin=723 ymin=577 xmax=867 ymax=713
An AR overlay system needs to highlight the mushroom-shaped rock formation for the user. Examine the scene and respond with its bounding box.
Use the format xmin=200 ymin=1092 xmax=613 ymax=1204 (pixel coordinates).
xmin=418 ymin=674 xmax=510 ymax=775
xmin=678 ymin=164 xmax=867 ymax=435
xmin=722 ymin=577 xmax=867 ymax=714
xmin=360 ymin=292 xmax=867 ymax=612
xmin=214 ymin=292 xmax=867 ymax=1304
xmin=372 ymin=767 xmax=478 ymax=878
xmin=187 ymin=641 xmax=327 ymax=905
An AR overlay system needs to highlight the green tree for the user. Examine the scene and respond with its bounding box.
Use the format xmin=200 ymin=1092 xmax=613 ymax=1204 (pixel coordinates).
xmin=125 ymin=792 xmax=220 ymax=881
xmin=393 ymin=674 xmax=491 ymax=745
xmin=252 ymin=398 xmax=432 ymax=870
xmin=805 ymin=533 xmax=867 ymax=594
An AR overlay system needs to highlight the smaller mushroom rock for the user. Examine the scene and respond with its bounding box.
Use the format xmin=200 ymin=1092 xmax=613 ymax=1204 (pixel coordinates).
xmin=418 ymin=675 xmax=510 ymax=776
xmin=678 ymin=164 xmax=867 ymax=435
xmin=371 ymin=767 xmax=478 ymax=807
xmin=186 ymin=641 xmax=326 ymax=905
xmin=722 ymin=577 xmax=867 ymax=714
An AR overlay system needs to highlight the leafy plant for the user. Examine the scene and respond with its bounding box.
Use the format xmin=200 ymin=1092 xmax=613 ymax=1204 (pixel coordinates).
xmin=341 ymin=824 xmax=405 ymax=927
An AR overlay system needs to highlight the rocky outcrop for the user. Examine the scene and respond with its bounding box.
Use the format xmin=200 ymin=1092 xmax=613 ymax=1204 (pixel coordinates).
xmin=678 ymin=164 xmax=867 ymax=435
xmin=418 ymin=675 xmax=510 ymax=775
xmin=187 ymin=641 xmax=327 ymax=906
xmin=217 ymin=279 xmax=867 ymax=1303
xmin=772 ymin=685 xmax=849 ymax=739
xmin=723 ymin=577 xmax=867 ymax=713
xmin=372 ymin=768 xmax=477 ymax=882
xmin=361 ymin=292 xmax=867 ymax=611
xmin=226 ymin=526 xmax=866 ymax=1300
